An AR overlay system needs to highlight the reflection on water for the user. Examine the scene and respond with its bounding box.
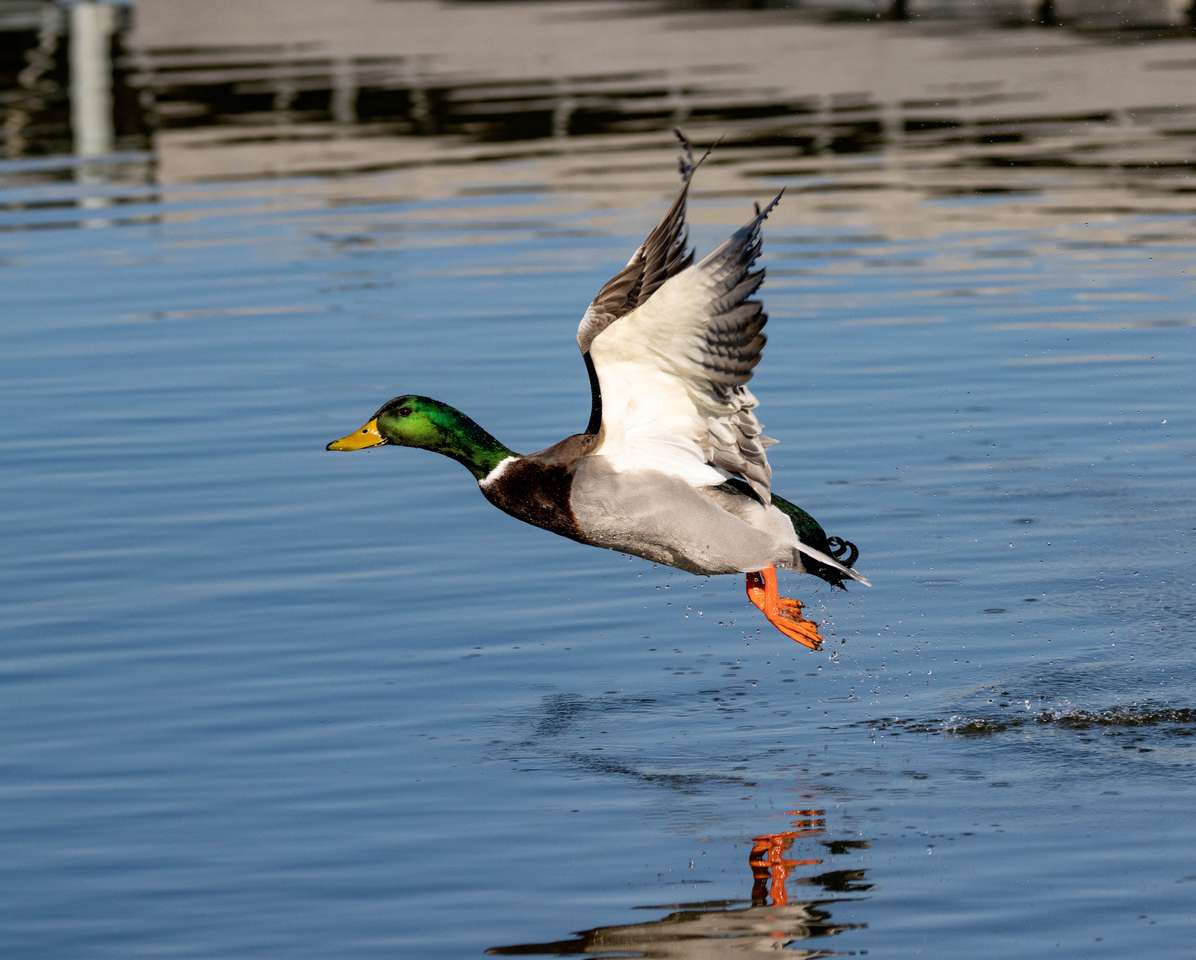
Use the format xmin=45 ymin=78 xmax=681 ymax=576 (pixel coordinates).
xmin=489 ymin=809 xmax=867 ymax=957
xmin=2 ymin=1 xmax=143 ymax=161
xmin=867 ymin=702 xmax=1196 ymax=737
xmin=5 ymin=0 xmax=1196 ymax=235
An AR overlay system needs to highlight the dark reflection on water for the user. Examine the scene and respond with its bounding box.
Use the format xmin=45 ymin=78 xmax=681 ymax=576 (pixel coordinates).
xmin=5 ymin=0 xmax=1196 ymax=221
xmin=489 ymin=809 xmax=868 ymax=958
xmin=1 ymin=3 xmax=146 ymax=159
xmin=866 ymin=702 xmax=1196 ymax=737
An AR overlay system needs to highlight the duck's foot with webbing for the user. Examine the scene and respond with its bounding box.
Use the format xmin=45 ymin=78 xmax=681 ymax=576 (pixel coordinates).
xmin=745 ymin=566 xmax=824 ymax=650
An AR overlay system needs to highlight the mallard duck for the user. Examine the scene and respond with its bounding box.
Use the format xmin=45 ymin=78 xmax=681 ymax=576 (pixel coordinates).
xmin=327 ymin=132 xmax=868 ymax=649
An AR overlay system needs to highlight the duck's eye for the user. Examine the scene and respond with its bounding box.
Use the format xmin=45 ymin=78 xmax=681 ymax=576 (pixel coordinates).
xmin=397 ymin=406 xmax=413 ymax=418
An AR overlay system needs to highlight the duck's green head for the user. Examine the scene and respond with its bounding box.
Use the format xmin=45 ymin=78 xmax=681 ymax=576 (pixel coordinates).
xmin=326 ymin=395 xmax=512 ymax=479
xmin=327 ymin=395 xmax=446 ymax=452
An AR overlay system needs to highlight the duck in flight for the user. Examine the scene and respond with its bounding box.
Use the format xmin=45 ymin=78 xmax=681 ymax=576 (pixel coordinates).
xmin=327 ymin=132 xmax=868 ymax=649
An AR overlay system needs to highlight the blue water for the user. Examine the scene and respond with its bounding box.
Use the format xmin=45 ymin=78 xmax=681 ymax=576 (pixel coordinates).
xmin=4 ymin=4 xmax=1196 ymax=957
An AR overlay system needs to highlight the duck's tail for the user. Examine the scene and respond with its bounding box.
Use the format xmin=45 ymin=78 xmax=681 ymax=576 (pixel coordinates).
xmin=770 ymin=491 xmax=869 ymax=589
xmin=793 ymin=538 xmax=871 ymax=588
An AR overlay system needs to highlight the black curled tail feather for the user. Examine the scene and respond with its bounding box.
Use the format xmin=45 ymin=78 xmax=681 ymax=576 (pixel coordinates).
xmin=769 ymin=492 xmax=861 ymax=590
xmin=826 ymin=536 xmax=859 ymax=569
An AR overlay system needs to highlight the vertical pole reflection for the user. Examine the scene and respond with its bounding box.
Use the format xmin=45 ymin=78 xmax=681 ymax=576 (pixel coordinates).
xmin=69 ymin=0 xmax=116 ymax=218
xmin=330 ymin=56 xmax=358 ymax=130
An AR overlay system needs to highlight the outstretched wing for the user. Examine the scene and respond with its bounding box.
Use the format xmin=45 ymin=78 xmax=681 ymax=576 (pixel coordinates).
xmin=577 ymin=131 xmax=710 ymax=434
xmin=586 ymin=191 xmax=784 ymax=504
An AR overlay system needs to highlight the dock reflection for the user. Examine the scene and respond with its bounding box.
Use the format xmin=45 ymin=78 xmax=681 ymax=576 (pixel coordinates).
xmin=488 ymin=808 xmax=869 ymax=958
xmin=6 ymin=0 xmax=1196 ymax=238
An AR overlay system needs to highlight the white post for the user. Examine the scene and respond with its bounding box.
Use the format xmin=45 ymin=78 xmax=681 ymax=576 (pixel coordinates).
xmin=70 ymin=0 xmax=116 ymax=157
xmin=69 ymin=0 xmax=116 ymax=218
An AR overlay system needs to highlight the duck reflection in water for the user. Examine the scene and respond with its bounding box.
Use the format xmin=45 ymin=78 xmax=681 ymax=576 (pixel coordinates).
xmin=487 ymin=809 xmax=869 ymax=957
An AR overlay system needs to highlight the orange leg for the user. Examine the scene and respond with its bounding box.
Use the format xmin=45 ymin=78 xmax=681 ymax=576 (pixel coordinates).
xmin=745 ymin=566 xmax=824 ymax=650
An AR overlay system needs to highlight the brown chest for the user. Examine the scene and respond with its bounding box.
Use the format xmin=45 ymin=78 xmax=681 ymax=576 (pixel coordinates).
xmin=480 ymin=458 xmax=584 ymax=542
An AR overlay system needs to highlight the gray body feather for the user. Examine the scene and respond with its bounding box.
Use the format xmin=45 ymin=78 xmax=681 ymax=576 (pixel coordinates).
xmin=570 ymin=457 xmax=811 ymax=576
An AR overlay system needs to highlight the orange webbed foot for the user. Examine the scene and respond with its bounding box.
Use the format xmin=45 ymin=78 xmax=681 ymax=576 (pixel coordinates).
xmin=745 ymin=567 xmax=825 ymax=651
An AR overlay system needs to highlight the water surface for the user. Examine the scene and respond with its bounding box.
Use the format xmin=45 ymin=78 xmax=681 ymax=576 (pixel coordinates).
xmin=3 ymin=2 xmax=1196 ymax=957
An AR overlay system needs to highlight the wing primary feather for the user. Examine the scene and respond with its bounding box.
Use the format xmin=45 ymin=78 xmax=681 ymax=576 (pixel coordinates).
xmin=579 ymin=134 xmax=722 ymax=355
xmin=674 ymin=128 xmax=719 ymax=183
xmin=675 ymin=128 xmax=696 ymax=180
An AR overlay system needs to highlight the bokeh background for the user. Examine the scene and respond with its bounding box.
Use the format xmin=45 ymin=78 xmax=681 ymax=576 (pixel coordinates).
xmin=3 ymin=1 xmax=1196 ymax=957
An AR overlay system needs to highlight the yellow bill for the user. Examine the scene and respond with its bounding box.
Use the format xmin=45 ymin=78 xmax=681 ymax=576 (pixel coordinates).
xmin=327 ymin=418 xmax=385 ymax=451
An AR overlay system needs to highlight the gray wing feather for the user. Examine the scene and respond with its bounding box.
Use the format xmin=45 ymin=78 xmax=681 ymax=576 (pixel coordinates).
xmin=686 ymin=190 xmax=785 ymax=502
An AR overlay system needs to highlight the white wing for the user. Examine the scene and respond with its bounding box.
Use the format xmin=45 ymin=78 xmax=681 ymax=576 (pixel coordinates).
xmin=587 ymin=192 xmax=783 ymax=503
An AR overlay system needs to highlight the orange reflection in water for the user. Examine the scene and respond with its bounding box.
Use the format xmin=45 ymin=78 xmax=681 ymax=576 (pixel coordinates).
xmin=749 ymin=808 xmax=825 ymax=907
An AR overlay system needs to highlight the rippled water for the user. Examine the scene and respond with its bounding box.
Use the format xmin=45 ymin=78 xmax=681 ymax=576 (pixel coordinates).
xmin=3 ymin=2 xmax=1196 ymax=957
